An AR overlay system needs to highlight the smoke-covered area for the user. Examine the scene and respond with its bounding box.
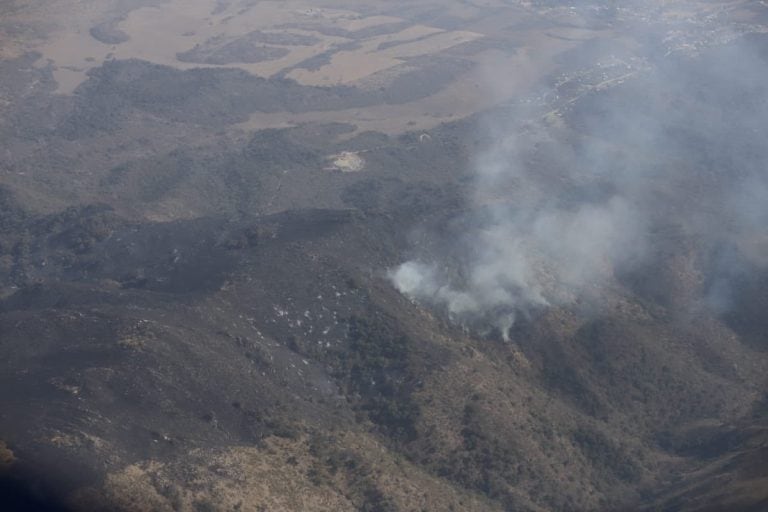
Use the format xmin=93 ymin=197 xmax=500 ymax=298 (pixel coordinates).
xmin=391 ymin=26 xmax=768 ymax=339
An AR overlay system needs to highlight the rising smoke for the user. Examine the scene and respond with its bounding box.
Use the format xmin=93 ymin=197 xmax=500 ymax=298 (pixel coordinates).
xmin=390 ymin=19 xmax=768 ymax=339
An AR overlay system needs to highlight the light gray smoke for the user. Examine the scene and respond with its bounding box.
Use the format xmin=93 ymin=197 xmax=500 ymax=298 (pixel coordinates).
xmin=390 ymin=14 xmax=768 ymax=339
xmin=390 ymin=126 xmax=645 ymax=340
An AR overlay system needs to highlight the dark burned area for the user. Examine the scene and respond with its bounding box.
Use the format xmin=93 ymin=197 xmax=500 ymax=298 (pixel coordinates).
xmin=0 ymin=7 xmax=767 ymax=512
xmin=52 ymin=57 xmax=468 ymax=137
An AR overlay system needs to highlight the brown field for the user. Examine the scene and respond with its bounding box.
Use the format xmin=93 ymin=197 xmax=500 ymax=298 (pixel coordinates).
xmin=5 ymin=0 xmax=758 ymax=136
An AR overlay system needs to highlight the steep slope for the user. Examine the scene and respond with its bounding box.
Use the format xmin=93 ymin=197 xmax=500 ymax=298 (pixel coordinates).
xmin=1 ymin=1 xmax=768 ymax=511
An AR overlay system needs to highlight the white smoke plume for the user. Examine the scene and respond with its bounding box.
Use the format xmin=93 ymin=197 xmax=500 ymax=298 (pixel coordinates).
xmin=390 ymin=130 xmax=645 ymax=340
xmin=390 ymin=13 xmax=768 ymax=339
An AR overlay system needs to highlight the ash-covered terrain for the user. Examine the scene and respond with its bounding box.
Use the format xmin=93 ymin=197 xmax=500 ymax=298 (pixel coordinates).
xmin=1 ymin=1 xmax=768 ymax=511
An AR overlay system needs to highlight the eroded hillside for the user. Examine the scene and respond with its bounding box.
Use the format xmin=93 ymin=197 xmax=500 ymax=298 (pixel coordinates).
xmin=1 ymin=1 xmax=767 ymax=511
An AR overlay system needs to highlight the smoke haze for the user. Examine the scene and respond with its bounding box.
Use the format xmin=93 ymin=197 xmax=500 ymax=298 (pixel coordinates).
xmin=391 ymin=20 xmax=768 ymax=339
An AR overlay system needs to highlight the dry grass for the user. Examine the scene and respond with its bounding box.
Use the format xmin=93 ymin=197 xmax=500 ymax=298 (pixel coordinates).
xmin=72 ymin=433 xmax=499 ymax=512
